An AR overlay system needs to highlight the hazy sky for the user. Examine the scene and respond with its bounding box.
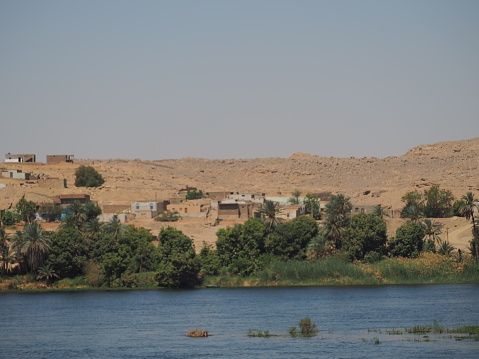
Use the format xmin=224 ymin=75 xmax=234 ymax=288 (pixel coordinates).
xmin=1 ymin=0 xmax=478 ymax=161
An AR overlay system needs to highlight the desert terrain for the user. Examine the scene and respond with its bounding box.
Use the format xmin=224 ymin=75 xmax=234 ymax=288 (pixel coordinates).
xmin=1 ymin=137 xmax=478 ymax=250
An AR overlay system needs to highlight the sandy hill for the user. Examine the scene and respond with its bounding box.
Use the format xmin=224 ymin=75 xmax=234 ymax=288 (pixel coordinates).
xmin=1 ymin=137 xmax=478 ymax=250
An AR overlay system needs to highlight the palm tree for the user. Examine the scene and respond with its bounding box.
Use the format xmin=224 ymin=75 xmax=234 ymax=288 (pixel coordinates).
xmin=258 ymin=200 xmax=284 ymax=229
xmin=459 ymin=192 xmax=478 ymax=228
xmin=437 ymin=240 xmax=454 ymax=256
xmin=373 ymin=205 xmax=389 ymax=218
xmin=0 ymin=228 xmax=14 ymax=274
xmin=103 ymin=215 xmax=128 ymax=241
xmin=20 ymin=222 xmax=51 ymax=273
xmin=81 ymin=217 xmax=102 ymax=239
xmin=289 ymin=189 xmax=302 ymax=205
xmin=402 ymin=204 xmax=424 ymax=223
xmin=67 ymin=201 xmax=87 ymax=229
xmin=36 ymin=264 xmax=59 ymax=285
xmin=321 ymin=216 xmax=343 ymax=249
xmin=422 ymin=219 xmax=442 ymax=244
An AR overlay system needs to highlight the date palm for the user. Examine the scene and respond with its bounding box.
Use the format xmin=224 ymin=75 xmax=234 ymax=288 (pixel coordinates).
xmin=422 ymin=219 xmax=442 ymax=244
xmin=402 ymin=204 xmax=424 ymax=223
xmin=20 ymin=222 xmax=51 ymax=273
xmin=459 ymin=192 xmax=478 ymax=228
xmin=258 ymin=200 xmax=284 ymax=229
xmin=36 ymin=264 xmax=59 ymax=285
xmin=103 ymin=215 xmax=128 ymax=241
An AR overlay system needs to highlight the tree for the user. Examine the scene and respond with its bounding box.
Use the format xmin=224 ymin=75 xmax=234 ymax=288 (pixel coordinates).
xmin=373 ymin=205 xmax=388 ymax=218
xmin=19 ymin=222 xmax=51 ymax=273
xmin=389 ymin=222 xmax=425 ymax=258
xmin=46 ymin=227 xmax=88 ymax=279
xmin=38 ymin=202 xmax=63 ymax=222
xmin=1 ymin=210 xmax=21 ymax=226
xmin=306 ymin=235 xmax=334 ymax=260
xmin=422 ymin=219 xmax=442 ymax=244
xmin=422 ymin=185 xmax=454 ymax=218
xmin=0 ymin=228 xmax=15 ymax=274
xmin=36 ymin=264 xmax=59 ymax=285
xmin=303 ymin=194 xmax=320 ymax=219
xmin=258 ymin=200 xmax=284 ymax=230
xmin=265 ymin=215 xmax=319 ymax=260
xmin=459 ymin=192 xmax=478 ymax=227
xmin=16 ymin=197 xmax=37 ymax=223
xmin=289 ymin=189 xmax=302 ymax=205
xmin=185 ymin=190 xmax=204 ymax=200
xmin=216 ymin=219 xmax=265 ymax=276
xmin=401 ymin=203 xmax=424 ymax=223
xmin=342 ymin=213 xmax=387 ymax=260
xmin=321 ymin=194 xmax=352 ymax=248
xmin=74 ymin=165 xmax=104 ymax=187
xmin=103 ymin=215 xmax=128 ymax=241
xmin=155 ymin=227 xmax=200 ymax=288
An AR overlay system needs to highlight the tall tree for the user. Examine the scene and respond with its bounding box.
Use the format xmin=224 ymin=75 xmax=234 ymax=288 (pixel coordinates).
xmin=289 ymin=189 xmax=302 ymax=205
xmin=16 ymin=197 xmax=37 ymax=224
xmin=19 ymin=222 xmax=51 ymax=273
xmin=74 ymin=165 xmax=104 ymax=187
xmin=258 ymin=200 xmax=284 ymax=229
xmin=459 ymin=192 xmax=478 ymax=228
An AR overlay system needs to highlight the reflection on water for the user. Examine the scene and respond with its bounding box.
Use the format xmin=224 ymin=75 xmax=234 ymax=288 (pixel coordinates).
xmin=1 ymin=284 xmax=478 ymax=358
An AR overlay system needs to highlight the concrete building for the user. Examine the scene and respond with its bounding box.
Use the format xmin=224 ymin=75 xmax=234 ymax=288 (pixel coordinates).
xmin=46 ymin=155 xmax=74 ymax=164
xmin=131 ymin=201 xmax=168 ymax=218
xmin=217 ymin=199 xmax=262 ymax=220
xmin=54 ymin=194 xmax=91 ymax=207
xmin=167 ymin=199 xmax=209 ymax=218
xmin=4 ymin=154 xmax=36 ymax=163
xmin=206 ymin=190 xmax=235 ymax=201
xmin=1 ymin=169 xmax=37 ymax=180
xmin=228 ymin=193 xmax=266 ymax=204
xmin=351 ymin=204 xmax=378 ymax=215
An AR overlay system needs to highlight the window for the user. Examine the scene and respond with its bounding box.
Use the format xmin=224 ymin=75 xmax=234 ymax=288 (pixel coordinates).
xmin=136 ymin=205 xmax=140 ymax=210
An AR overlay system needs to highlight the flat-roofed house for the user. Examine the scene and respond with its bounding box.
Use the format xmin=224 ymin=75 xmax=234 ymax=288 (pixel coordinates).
xmin=5 ymin=154 xmax=36 ymax=163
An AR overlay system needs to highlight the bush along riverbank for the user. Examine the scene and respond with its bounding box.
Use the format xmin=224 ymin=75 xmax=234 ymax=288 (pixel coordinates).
xmin=202 ymin=253 xmax=479 ymax=287
xmin=2 ymin=192 xmax=479 ymax=290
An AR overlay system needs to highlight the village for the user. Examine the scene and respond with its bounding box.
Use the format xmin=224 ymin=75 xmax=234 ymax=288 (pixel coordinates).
xmin=0 ymin=153 xmax=384 ymax=249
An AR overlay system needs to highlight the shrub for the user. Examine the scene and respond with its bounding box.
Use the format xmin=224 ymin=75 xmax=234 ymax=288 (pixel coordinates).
xmin=74 ymin=165 xmax=104 ymax=187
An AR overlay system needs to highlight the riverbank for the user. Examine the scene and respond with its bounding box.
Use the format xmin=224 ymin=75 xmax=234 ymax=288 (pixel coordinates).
xmin=2 ymin=253 xmax=478 ymax=291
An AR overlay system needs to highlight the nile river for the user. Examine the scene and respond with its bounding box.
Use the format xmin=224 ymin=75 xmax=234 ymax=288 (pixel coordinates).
xmin=1 ymin=284 xmax=478 ymax=358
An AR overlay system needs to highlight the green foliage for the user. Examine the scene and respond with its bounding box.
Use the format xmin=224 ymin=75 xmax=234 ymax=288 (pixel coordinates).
xmin=36 ymin=264 xmax=59 ymax=284
xmin=289 ymin=318 xmax=318 ymax=337
xmin=155 ymin=211 xmax=180 ymax=222
xmin=16 ymin=222 xmax=51 ymax=273
xmin=74 ymin=165 xmax=105 ymax=187
xmin=452 ymin=200 xmax=466 ymax=217
xmin=303 ymin=194 xmax=320 ymax=219
xmin=307 ymin=235 xmax=334 ymax=260
xmin=289 ymin=189 xmax=302 ymax=205
xmin=156 ymin=227 xmax=200 ymax=288
xmin=16 ymin=197 xmax=37 ymax=223
xmin=322 ymin=194 xmax=352 ymax=248
xmin=258 ymin=200 xmax=285 ymax=229
xmin=185 ymin=190 xmax=204 ymax=200
xmin=1 ymin=210 xmax=21 ymax=226
xmin=342 ymin=213 xmax=387 ymax=260
xmin=389 ymin=222 xmax=425 ymax=258
xmin=401 ymin=186 xmax=455 ymax=219
xmin=46 ymin=227 xmax=88 ymax=279
xmin=257 ymin=258 xmax=376 ymax=285
xmin=216 ymin=219 xmax=265 ymax=276
xmin=198 ymin=242 xmax=222 ymax=276
xmin=38 ymin=202 xmax=63 ymax=222
xmin=265 ymin=215 xmax=319 ymax=260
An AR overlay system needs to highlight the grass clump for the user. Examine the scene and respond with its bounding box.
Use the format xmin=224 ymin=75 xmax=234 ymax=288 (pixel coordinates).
xmin=247 ymin=329 xmax=271 ymax=337
xmin=289 ymin=317 xmax=319 ymax=337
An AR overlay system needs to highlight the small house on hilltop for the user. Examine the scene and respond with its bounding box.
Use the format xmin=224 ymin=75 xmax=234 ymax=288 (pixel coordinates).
xmin=46 ymin=155 xmax=74 ymax=164
xmin=5 ymin=154 xmax=36 ymax=163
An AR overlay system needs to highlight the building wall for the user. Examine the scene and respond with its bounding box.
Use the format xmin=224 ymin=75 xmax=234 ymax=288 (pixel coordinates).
xmin=167 ymin=202 xmax=203 ymax=215
xmin=131 ymin=202 xmax=165 ymax=218
xmin=4 ymin=154 xmax=36 ymax=162
xmin=46 ymin=155 xmax=74 ymax=164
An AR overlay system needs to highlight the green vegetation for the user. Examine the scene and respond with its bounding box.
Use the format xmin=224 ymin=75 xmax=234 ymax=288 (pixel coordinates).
xmin=74 ymin=165 xmax=105 ymax=187
xmin=401 ymin=185 xmax=455 ymax=219
xmin=289 ymin=317 xmax=318 ymax=337
xmin=1 ymin=189 xmax=479 ymax=290
xmin=185 ymin=189 xmax=204 ymax=200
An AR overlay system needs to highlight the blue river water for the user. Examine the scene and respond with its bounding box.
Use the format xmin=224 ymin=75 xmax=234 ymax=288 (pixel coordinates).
xmin=1 ymin=284 xmax=478 ymax=358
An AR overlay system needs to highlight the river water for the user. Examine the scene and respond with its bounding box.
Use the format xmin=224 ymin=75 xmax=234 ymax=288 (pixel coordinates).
xmin=1 ymin=284 xmax=478 ymax=358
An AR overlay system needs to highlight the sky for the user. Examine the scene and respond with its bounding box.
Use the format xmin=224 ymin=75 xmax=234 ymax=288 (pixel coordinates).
xmin=1 ymin=0 xmax=478 ymax=161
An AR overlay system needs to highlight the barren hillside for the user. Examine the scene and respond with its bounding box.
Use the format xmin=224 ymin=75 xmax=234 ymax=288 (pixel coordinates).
xmin=1 ymin=137 xmax=478 ymax=249
xmin=1 ymin=137 xmax=478 ymax=211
